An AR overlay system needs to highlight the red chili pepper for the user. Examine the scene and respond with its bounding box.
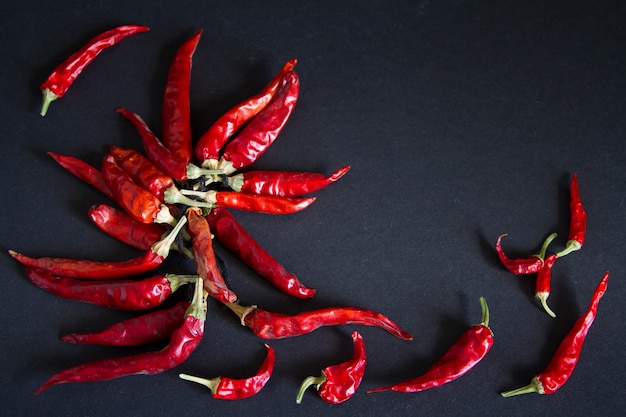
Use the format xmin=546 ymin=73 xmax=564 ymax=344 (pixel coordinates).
xmin=109 ymin=146 xmax=174 ymax=201
xmin=178 ymin=344 xmax=275 ymax=400
xmin=556 ymin=174 xmax=587 ymax=257
xmin=48 ymin=152 xmax=114 ymax=200
xmin=61 ymin=301 xmax=190 ymax=346
xmin=195 ymin=59 xmax=297 ymax=165
xmin=35 ymin=277 xmax=206 ymax=394
xmin=296 ymin=331 xmax=366 ymax=404
xmin=40 ymin=25 xmax=149 ymax=116
xmin=501 ymin=272 xmax=608 ymax=397
xmin=495 ymin=233 xmax=557 ymax=275
xmin=535 ymin=254 xmax=558 ymax=318
xmin=214 ymin=191 xmax=315 ymax=214
xmin=369 ymin=297 xmax=493 ymax=393
xmin=206 ymin=208 xmax=315 ymax=298
xmin=225 ymin=303 xmax=413 ymax=340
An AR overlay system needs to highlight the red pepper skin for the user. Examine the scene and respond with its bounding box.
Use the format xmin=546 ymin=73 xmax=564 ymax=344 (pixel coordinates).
xmin=557 ymin=174 xmax=587 ymax=257
xmin=215 ymin=191 xmax=315 ymax=214
xmin=48 ymin=152 xmax=114 ymax=200
xmin=40 ymin=25 xmax=149 ymax=116
xmin=495 ymin=234 xmax=543 ymax=275
xmin=195 ymin=59 xmax=297 ymax=164
xmin=109 ymin=146 xmax=174 ymax=201
xmin=89 ymin=204 xmax=165 ymax=251
xmin=206 ymin=208 xmax=315 ymax=298
xmin=535 ymin=254 xmax=558 ymax=318
xmin=501 ymin=272 xmax=608 ymax=397
xmin=61 ymin=301 xmax=190 ymax=346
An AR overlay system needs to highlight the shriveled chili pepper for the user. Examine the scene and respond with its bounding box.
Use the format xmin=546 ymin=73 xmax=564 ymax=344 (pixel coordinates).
xmin=40 ymin=25 xmax=149 ymax=116
xmin=61 ymin=301 xmax=190 ymax=346
xmin=556 ymin=174 xmax=587 ymax=257
xmin=48 ymin=152 xmax=114 ymax=200
xmin=296 ymin=331 xmax=366 ymax=404
xmin=35 ymin=277 xmax=206 ymax=394
xmin=179 ymin=344 xmax=275 ymax=400
xmin=206 ymin=208 xmax=315 ymax=298
xmin=225 ymin=303 xmax=413 ymax=340
xmin=535 ymin=254 xmax=558 ymax=318
xmin=501 ymin=272 xmax=608 ymax=397
xmin=195 ymin=59 xmax=297 ymax=165
xmin=369 ymin=297 xmax=493 ymax=394
xmin=495 ymin=233 xmax=557 ymax=275
xmin=109 ymin=146 xmax=174 ymax=201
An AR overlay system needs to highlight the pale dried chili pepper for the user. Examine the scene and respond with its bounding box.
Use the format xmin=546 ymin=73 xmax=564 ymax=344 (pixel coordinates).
xmin=109 ymin=146 xmax=174 ymax=201
xmin=296 ymin=331 xmax=366 ymax=404
xmin=495 ymin=233 xmax=557 ymax=275
xmin=556 ymin=173 xmax=587 ymax=257
xmin=40 ymin=25 xmax=149 ymax=116
xmin=535 ymin=254 xmax=558 ymax=318
xmin=501 ymin=272 xmax=608 ymax=397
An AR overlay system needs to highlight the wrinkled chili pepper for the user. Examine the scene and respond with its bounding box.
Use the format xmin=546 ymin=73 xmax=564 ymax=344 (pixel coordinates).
xmin=296 ymin=331 xmax=366 ymax=404
xmin=369 ymin=297 xmax=493 ymax=394
xmin=206 ymin=208 xmax=315 ymax=298
xmin=48 ymin=152 xmax=114 ymax=199
xmin=535 ymin=254 xmax=558 ymax=318
xmin=179 ymin=344 xmax=275 ymax=400
xmin=495 ymin=233 xmax=557 ymax=275
xmin=225 ymin=303 xmax=413 ymax=340
xmin=40 ymin=25 xmax=149 ymax=116
xmin=61 ymin=301 xmax=190 ymax=346
xmin=109 ymin=146 xmax=174 ymax=201
xmin=556 ymin=174 xmax=587 ymax=257
xmin=35 ymin=277 xmax=206 ymax=394
xmin=501 ymin=272 xmax=608 ymax=397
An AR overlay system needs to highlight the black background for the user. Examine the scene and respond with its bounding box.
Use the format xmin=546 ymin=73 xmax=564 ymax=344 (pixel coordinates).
xmin=1 ymin=1 xmax=624 ymax=416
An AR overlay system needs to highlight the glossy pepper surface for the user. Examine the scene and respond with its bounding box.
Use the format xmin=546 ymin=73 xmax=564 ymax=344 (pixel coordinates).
xmin=557 ymin=174 xmax=587 ymax=257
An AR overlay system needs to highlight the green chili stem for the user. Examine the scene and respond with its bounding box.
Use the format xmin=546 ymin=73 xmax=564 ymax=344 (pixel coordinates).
xmin=186 ymin=163 xmax=224 ymax=180
xmin=185 ymin=277 xmax=207 ymax=320
xmin=532 ymin=232 xmax=558 ymax=261
xmin=295 ymin=372 xmax=327 ymax=404
xmin=164 ymin=186 xmax=213 ymax=208
xmin=478 ymin=296 xmax=490 ymax=327
xmin=555 ymin=239 xmax=582 ymax=258
xmin=179 ymin=373 xmax=220 ymax=393
xmin=500 ymin=376 xmax=544 ymax=397
xmin=151 ymin=215 xmax=188 ymax=257
xmin=166 ymin=274 xmax=199 ymax=292
xmin=40 ymin=88 xmax=58 ymax=116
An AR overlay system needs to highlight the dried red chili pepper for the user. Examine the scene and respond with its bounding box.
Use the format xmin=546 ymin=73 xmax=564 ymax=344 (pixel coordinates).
xmin=206 ymin=208 xmax=315 ymax=298
xmin=109 ymin=146 xmax=174 ymax=201
xmin=225 ymin=303 xmax=413 ymax=340
xmin=535 ymin=254 xmax=558 ymax=318
xmin=48 ymin=152 xmax=114 ymax=200
xmin=556 ymin=174 xmax=587 ymax=257
xmin=179 ymin=344 xmax=275 ymax=400
xmin=369 ymin=297 xmax=493 ymax=394
xmin=495 ymin=233 xmax=557 ymax=275
xmin=501 ymin=272 xmax=608 ymax=397
xmin=40 ymin=25 xmax=149 ymax=116
xmin=35 ymin=277 xmax=206 ymax=394
xmin=61 ymin=301 xmax=190 ymax=346
xmin=296 ymin=331 xmax=366 ymax=404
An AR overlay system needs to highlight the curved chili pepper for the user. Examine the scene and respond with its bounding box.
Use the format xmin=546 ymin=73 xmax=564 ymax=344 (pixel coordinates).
xmin=369 ymin=297 xmax=493 ymax=393
xmin=195 ymin=59 xmax=297 ymax=165
xmin=48 ymin=152 xmax=114 ymax=199
xmin=206 ymin=208 xmax=315 ymax=298
xmin=109 ymin=146 xmax=174 ymax=201
xmin=35 ymin=278 xmax=206 ymax=394
xmin=225 ymin=303 xmax=413 ymax=340
xmin=179 ymin=344 xmax=275 ymax=400
xmin=62 ymin=301 xmax=190 ymax=346
xmin=556 ymin=174 xmax=587 ymax=257
xmin=296 ymin=331 xmax=366 ymax=404
xmin=40 ymin=25 xmax=149 ymax=116
xmin=501 ymin=272 xmax=608 ymax=397
xmin=535 ymin=254 xmax=558 ymax=318
xmin=495 ymin=233 xmax=557 ymax=275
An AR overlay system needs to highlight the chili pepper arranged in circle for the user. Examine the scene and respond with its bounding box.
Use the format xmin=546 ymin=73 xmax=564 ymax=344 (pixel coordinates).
xmin=109 ymin=146 xmax=174 ymax=201
xmin=48 ymin=152 xmax=114 ymax=200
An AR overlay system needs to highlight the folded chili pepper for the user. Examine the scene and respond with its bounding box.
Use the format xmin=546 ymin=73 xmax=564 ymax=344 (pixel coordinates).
xmin=48 ymin=152 xmax=114 ymax=200
xmin=495 ymin=233 xmax=557 ymax=275
xmin=109 ymin=146 xmax=174 ymax=201
xmin=556 ymin=173 xmax=587 ymax=257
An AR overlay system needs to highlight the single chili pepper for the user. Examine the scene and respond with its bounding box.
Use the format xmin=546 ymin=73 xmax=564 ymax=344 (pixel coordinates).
xmin=109 ymin=146 xmax=174 ymax=201
xmin=61 ymin=301 xmax=190 ymax=346
xmin=35 ymin=277 xmax=206 ymax=394
xmin=195 ymin=59 xmax=297 ymax=165
xmin=40 ymin=25 xmax=149 ymax=116
xmin=369 ymin=297 xmax=493 ymax=394
xmin=48 ymin=152 xmax=114 ymax=200
xmin=186 ymin=208 xmax=237 ymax=303
xmin=556 ymin=174 xmax=587 ymax=257
xmin=535 ymin=254 xmax=558 ymax=318
xmin=179 ymin=344 xmax=275 ymax=400
xmin=228 ymin=165 xmax=351 ymax=197
xmin=225 ymin=303 xmax=413 ymax=340
xmin=218 ymin=71 xmax=300 ymax=175
xmin=501 ymin=272 xmax=608 ymax=397
xmin=206 ymin=208 xmax=315 ymax=298
xmin=495 ymin=233 xmax=557 ymax=275
xmin=8 ymin=214 xmax=187 ymax=279
xmin=296 ymin=331 xmax=366 ymax=404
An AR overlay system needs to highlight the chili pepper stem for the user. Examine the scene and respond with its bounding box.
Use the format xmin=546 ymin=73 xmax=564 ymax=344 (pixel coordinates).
xmin=166 ymin=274 xmax=199 ymax=292
xmin=151 ymin=215 xmax=188 ymax=257
xmin=478 ymin=296 xmax=490 ymax=327
xmin=185 ymin=163 xmax=224 ymax=180
xmin=295 ymin=372 xmax=327 ymax=404
xmin=533 ymin=232 xmax=558 ymax=261
xmin=179 ymin=373 xmax=220 ymax=392
xmin=155 ymin=205 xmax=177 ymax=226
xmin=40 ymin=88 xmax=58 ymax=116
xmin=536 ymin=292 xmax=557 ymax=318
xmin=555 ymin=240 xmax=582 ymax=258
xmin=227 ymin=174 xmax=244 ymax=192
xmin=164 ymin=186 xmax=213 ymax=208
xmin=187 ymin=277 xmax=208 ymax=320
xmin=500 ymin=376 xmax=544 ymax=397
xmin=224 ymin=302 xmax=257 ymax=326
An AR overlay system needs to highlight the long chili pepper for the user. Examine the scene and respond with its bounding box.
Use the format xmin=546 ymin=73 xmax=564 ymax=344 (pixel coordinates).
xmin=556 ymin=174 xmax=587 ymax=257
xmin=206 ymin=208 xmax=315 ymax=298
xmin=535 ymin=254 xmax=558 ymax=318
xmin=225 ymin=303 xmax=413 ymax=340
xmin=501 ymin=272 xmax=608 ymax=397
xmin=35 ymin=277 xmax=207 ymax=394
xmin=40 ymin=25 xmax=149 ymax=116
xmin=109 ymin=146 xmax=174 ymax=201
xmin=218 ymin=71 xmax=300 ymax=175
xmin=369 ymin=297 xmax=493 ymax=394
xmin=195 ymin=59 xmax=297 ymax=165
xmin=496 ymin=233 xmax=557 ymax=275
xmin=25 ymin=267 xmax=196 ymax=310
xmin=61 ymin=301 xmax=190 ymax=346
xmin=48 ymin=152 xmax=114 ymax=200
xmin=228 ymin=165 xmax=351 ymax=197
xmin=179 ymin=344 xmax=276 ymax=400
xmin=296 ymin=331 xmax=366 ymax=404
xmin=9 ymin=214 xmax=187 ymax=279
xmin=186 ymin=208 xmax=237 ymax=303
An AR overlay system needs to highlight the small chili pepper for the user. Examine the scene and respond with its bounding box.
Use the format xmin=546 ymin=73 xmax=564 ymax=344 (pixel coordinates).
xmin=501 ymin=272 xmax=608 ymax=397
xmin=296 ymin=331 xmax=366 ymax=404
xmin=535 ymin=254 xmax=558 ymax=318
xmin=206 ymin=208 xmax=315 ymax=298
xmin=369 ymin=297 xmax=493 ymax=394
xmin=228 ymin=165 xmax=351 ymax=197
xmin=48 ymin=152 xmax=114 ymax=200
xmin=195 ymin=59 xmax=297 ymax=165
xmin=61 ymin=301 xmax=190 ymax=346
xmin=109 ymin=146 xmax=174 ymax=201
xmin=556 ymin=174 xmax=587 ymax=257
xmin=495 ymin=233 xmax=557 ymax=275
xmin=40 ymin=25 xmax=149 ymax=116
xmin=35 ymin=277 xmax=207 ymax=394
xmin=225 ymin=303 xmax=413 ymax=340
xmin=179 ymin=344 xmax=275 ymax=400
